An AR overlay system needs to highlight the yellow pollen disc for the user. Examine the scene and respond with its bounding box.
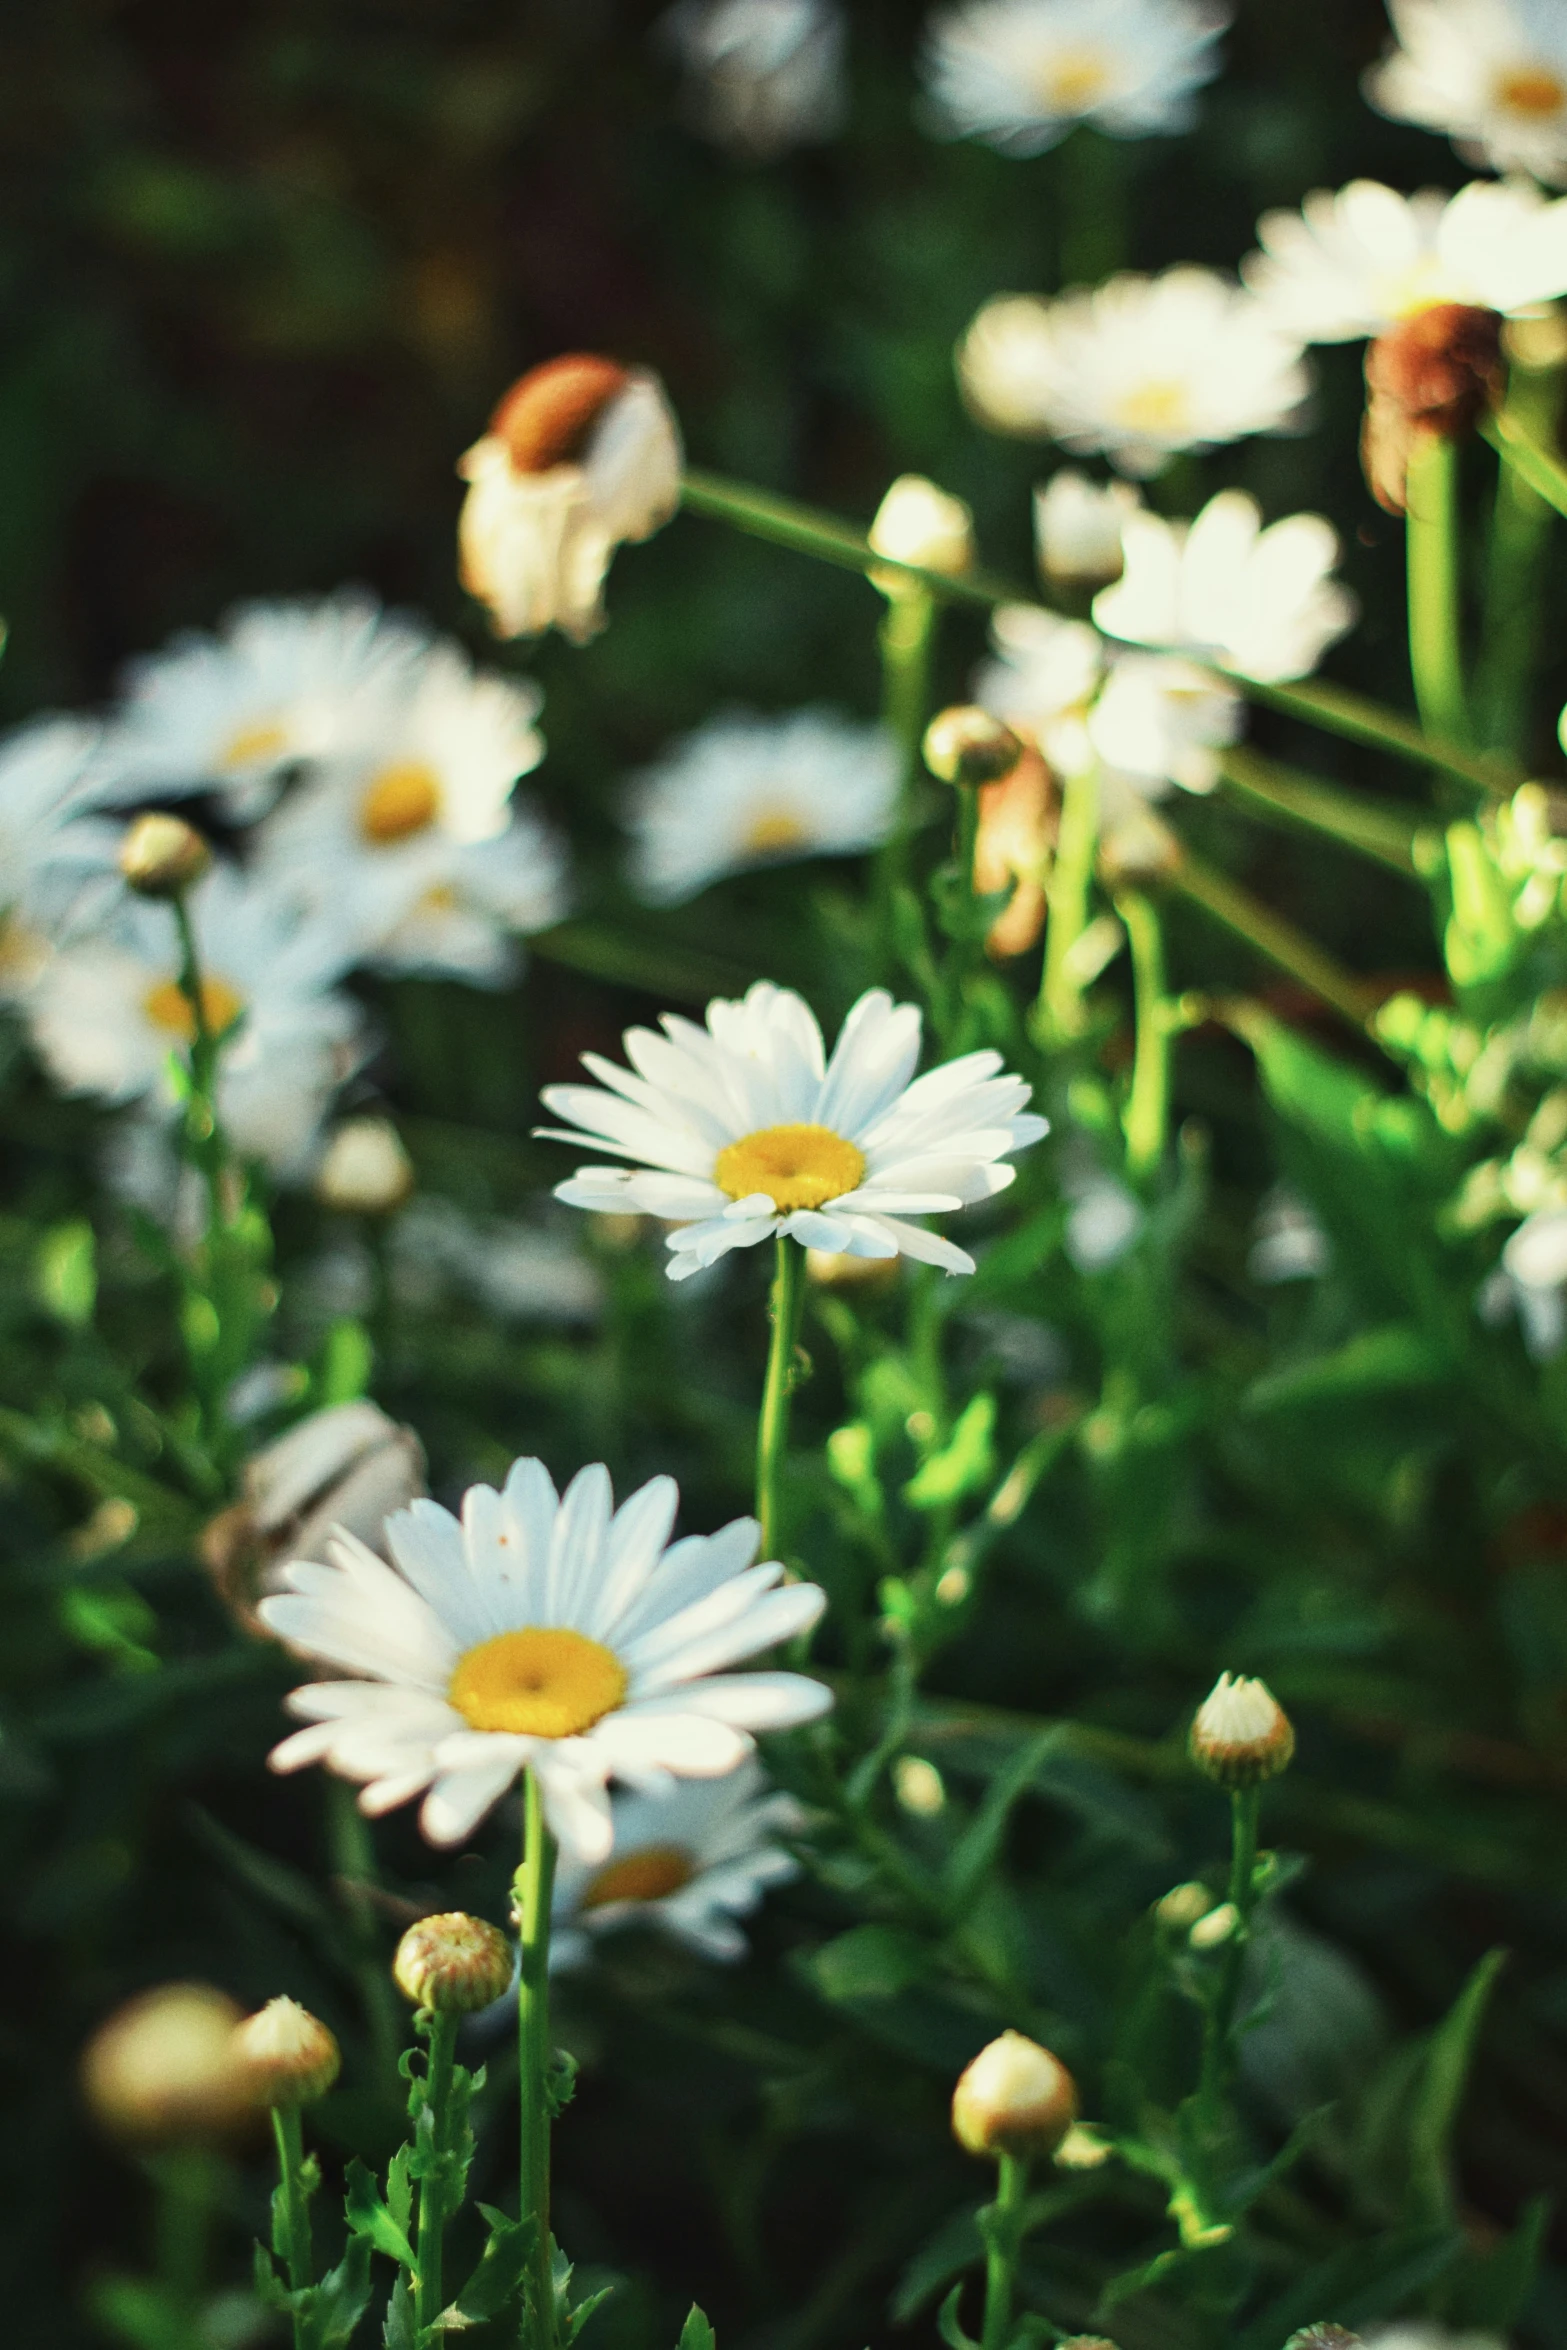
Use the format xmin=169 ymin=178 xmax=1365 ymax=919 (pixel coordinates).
xmin=1037 ymin=48 xmax=1110 ymax=110
xmin=1496 ymin=65 xmax=1565 ymax=117
xmin=714 ymin=1122 xmax=866 ymax=1212
xmin=741 ymin=807 xmax=811 ymax=856
xmin=359 ymin=762 xmax=443 ymax=843
xmin=448 ymin=1627 xmax=627 ymax=1738
xmin=1117 ymin=380 xmax=1191 ymax=433
xmin=144 ymin=975 xmax=244 ymax=1039
xmin=218 ymin=720 xmax=291 ymax=773
xmin=580 ymin=1845 xmax=695 ymax=1911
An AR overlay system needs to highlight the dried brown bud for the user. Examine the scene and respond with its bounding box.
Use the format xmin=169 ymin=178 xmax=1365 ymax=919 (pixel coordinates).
xmin=1189 ymin=1672 xmax=1295 ymax=1789
xmin=489 ymin=354 xmax=633 ymax=475
xmin=1362 ymin=304 xmax=1504 ymax=513
xmin=232 ymin=1997 xmax=341 ymax=2109
xmin=81 ymin=1984 xmax=255 ymax=2145
xmin=923 ymin=706 xmax=1025 ymax=790
xmin=394 ymin=1912 xmax=514 ymax=2014
xmin=119 ymin=813 xmax=211 ymax=899
xmin=951 ymin=2030 xmax=1078 ymax=2161
xmin=974 ymin=749 xmax=1056 ymax=959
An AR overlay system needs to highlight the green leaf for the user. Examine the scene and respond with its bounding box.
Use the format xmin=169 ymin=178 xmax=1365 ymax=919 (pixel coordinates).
xmin=547 ymin=2046 xmax=579 ymax=2117
xmin=1243 ymin=1325 xmax=1449 ymax=1412
xmin=942 ymin=1725 xmax=1064 ymax=1910
xmin=1407 ymin=1948 xmax=1507 ymax=2228
xmin=313 ymin=2235 xmax=376 ymax=2349
xmin=565 ymin=2284 xmax=614 ymax=2344
xmin=35 ymin=1219 xmax=96 ymax=1328
xmin=936 ymin=2282 xmax=980 ymax=2350
xmin=891 ymin=2206 xmax=984 ymax=2322
xmin=1441 ymin=2191 xmax=1550 ymax=2330
xmin=316 ymin=1315 xmax=374 ymax=1407
xmin=345 ymin=2155 xmax=418 ymax=2270
xmin=807 ymin=1923 xmax=929 ymax=2003
xmin=383 ymin=2274 xmax=417 ymax=2350
xmin=904 ymin=1393 xmax=996 ymax=1510
xmin=1234 ymin=2225 xmax=1461 ymax=2350
xmin=452 ymin=2210 xmax=535 ymax=2323
xmin=677 ymin=2305 xmax=718 ymax=2350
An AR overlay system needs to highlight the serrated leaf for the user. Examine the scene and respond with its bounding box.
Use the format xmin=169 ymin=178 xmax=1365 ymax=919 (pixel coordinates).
xmin=383 ymin=2274 xmax=417 ymax=2350
xmin=345 ymin=2155 xmax=418 ymax=2271
xmin=565 ymin=2284 xmax=614 ymax=2343
xmin=313 ymin=2235 xmax=376 ymax=2349
xmin=677 ymin=2305 xmax=718 ymax=2350
xmin=1408 ymin=1948 xmax=1506 ymax=2228
xmin=453 ymin=2210 xmax=535 ymax=2323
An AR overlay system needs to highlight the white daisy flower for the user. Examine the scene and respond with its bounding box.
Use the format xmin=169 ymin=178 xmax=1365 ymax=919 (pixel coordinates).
xmin=923 ymin=0 xmax=1229 ymax=158
xmin=1243 ymin=176 xmax=1567 ymax=343
xmin=1249 ymin=1186 xmax=1332 ymax=1283
xmin=959 ymin=270 xmax=1311 ymax=477
xmin=1366 ymin=0 xmax=1567 ymax=185
xmin=974 ymin=604 xmax=1104 ymax=776
xmin=0 ymin=719 xmax=124 ymax=984
xmin=260 ymin=1456 xmax=832 ymax=1862
xmin=458 ymin=355 xmax=683 ymax=644
xmin=1091 ymin=490 xmax=1357 ymax=684
xmin=552 ymin=1757 xmax=803 ymax=1967
xmin=26 ymin=864 xmax=364 ymax=1174
xmin=1493 ymin=1204 xmax=1567 ymax=1356
xmin=1087 ymin=652 xmax=1243 ymax=801
xmin=662 ymin=0 xmax=847 ymax=158
xmin=254 ymin=645 xmax=564 ymax=984
xmin=92 ymin=593 xmax=432 ymax=820
xmin=540 ymin=982 xmax=1047 ymax=1280
xmin=626 ymin=710 xmax=900 ymax=906
xmin=1034 ymin=470 xmax=1141 ymax=591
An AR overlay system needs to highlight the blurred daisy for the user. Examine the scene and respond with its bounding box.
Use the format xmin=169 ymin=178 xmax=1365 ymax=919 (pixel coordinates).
xmin=93 ymin=594 xmax=430 ymax=819
xmin=1063 ymin=1166 xmax=1143 ymax=1270
xmin=1366 ymin=0 xmax=1567 ymax=184
xmin=552 ymin=1757 xmax=803 ymax=1967
xmin=1087 ymin=652 xmax=1243 ymax=801
xmin=391 ymin=1197 xmax=605 ymax=1326
xmin=541 ymin=982 xmax=1047 ymax=1279
xmin=26 ymin=864 xmax=363 ymax=1174
xmin=662 ymin=0 xmax=847 ymax=158
xmin=256 ymin=646 xmax=564 ymax=983
xmin=1092 ymin=490 xmax=1357 ymax=683
xmin=261 ymin=1456 xmax=831 ymax=1860
xmin=1243 ymin=176 xmax=1567 ymax=341
xmin=626 ymin=709 xmax=899 ymax=905
xmin=1035 ymin=470 xmax=1141 ymax=591
xmin=923 ymin=0 xmax=1229 ymax=157
xmin=960 ymin=270 xmax=1311 ymax=476
xmin=1249 ymin=1187 xmax=1332 ymax=1282
xmin=1488 ymin=1205 xmax=1567 ymax=1355
xmin=458 ymin=355 xmax=683 ymax=643
xmin=975 ymin=605 xmax=1104 ymax=776
xmin=0 ymin=719 xmax=122 ymax=985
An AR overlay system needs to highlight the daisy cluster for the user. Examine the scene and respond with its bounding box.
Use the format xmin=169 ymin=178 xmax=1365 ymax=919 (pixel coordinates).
xmin=0 ymin=593 xmax=565 ymax=1177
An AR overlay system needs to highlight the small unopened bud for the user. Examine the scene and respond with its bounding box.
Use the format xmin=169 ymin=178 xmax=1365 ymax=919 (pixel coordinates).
xmin=315 ymin=1118 xmax=415 ymax=1215
xmin=394 ymin=1912 xmax=513 ymax=2014
xmin=869 ymin=475 xmax=976 ymax=581
xmin=1053 ymin=2125 xmax=1113 ymax=2171
xmin=922 ymin=706 xmax=1024 ymax=790
xmin=1189 ymin=1672 xmax=1295 ymax=1789
xmin=232 ymin=1997 xmax=341 ymax=2108
xmin=893 ymin=1755 xmax=946 ymax=1817
xmin=119 ymin=813 xmax=211 ymax=898
xmin=951 ymin=2030 xmax=1078 ymax=2161
xmin=1155 ymin=1881 xmax=1213 ymax=1931
xmin=1189 ymin=1900 xmax=1239 ymax=1951
xmin=1035 ymin=469 xmax=1139 ymax=592
xmin=1282 ymin=2330 xmax=1363 ymax=2350
xmin=81 ymin=1983 xmax=254 ymax=2144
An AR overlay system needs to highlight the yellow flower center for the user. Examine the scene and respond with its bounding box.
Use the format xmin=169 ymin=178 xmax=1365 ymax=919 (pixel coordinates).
xmin=579 ymin=1845 xmax=696 ymax=1911
xmin=218 ymin=720 xmax=292 ymax=773
xmin=1496 ymin=65 xmax=1565 ymax=117
xmin=1117 ymin=380 xmax=1191 ymax=434
xmin=144 ymin=975 xmax=244 ymax=1039
xmin=1036 ymin=47 xmax=1110 ymax=111
xmin=359 ymin=762 xmax=443 ymax=843
xmin=714 ymin=1122 xmax=866 ymax=1212
xmin=448 ymin=1627 xmax=627 ymax=1738
xmin=741 ymin=807 xmax=811 ymax=857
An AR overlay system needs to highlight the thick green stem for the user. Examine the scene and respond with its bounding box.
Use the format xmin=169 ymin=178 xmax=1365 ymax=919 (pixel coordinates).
xmin=1169 ymin=848 xmax=1371 ymax=1031
xmin=414 ymin=2011 xmax=459 ymax=2339
xmin=1197 ymin=1788 xmax=1262 ymax=2123
xmin=1215 ymin=747 xmax=1422 ymax=876
xmin=979 ymin=2150 xmax=1030 ymax=2350
xmin=879 ymin=584 xmax=939 ymax=895
xmin=515 ymin=1770 xmax=557 ymax=2350
xmin=1038 ymin=763 xmax=1098 ymax=1042
xmin=1405 ymin=433 xmax=1470 ymax=749
xmin=1476 ymin=365 xmax=1561 ymax=757
xmin=757 ymin=1234 xmax=806 ymax=1562
xmin=1118 ymin=890 xmax=1170 ymax=1182
xmin=271 ymin=2107 xmax=314 ymax=2344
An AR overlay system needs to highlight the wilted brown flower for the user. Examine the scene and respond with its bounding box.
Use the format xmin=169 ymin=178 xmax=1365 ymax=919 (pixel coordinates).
xmin=1362 ymin=302 xmax=1504 ymax=513
xmin=974 ymin=748 xmax=1056 ymax=959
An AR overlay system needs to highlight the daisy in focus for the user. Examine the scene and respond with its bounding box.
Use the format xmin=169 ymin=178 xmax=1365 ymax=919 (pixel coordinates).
xmin=260 ymin=1456 xmax=831 ymax=1860
xmin=540 ymin=983 xmax=1046 ymax=1279
xmin=1091 ymin=490 xmax=1358 ymax=683
xmin=1366 ymin=0 xmax=1567 ymax=184
xmin=458 ymin=355 xmax=683 ymax=643
xmin=923 ymin=0 xmax=1229 ymax=158
xmin=625 ymin=709 xmax=899 ymax=905
xmin=1242 ymin=176 xmax=1567 ymax=342
xmin=92 ymin=594 xmax=431 ymax=820
xmin=26 ymin=863 xmax=365 ymax=1174
xmin=661 ymin=0 xmax=847 ymax=158
xmin=959 ymin=269 xmax=1311 ymax=477
xmin=255 ymin=644 xmax=565 ymax=984
xmin=552 ymin=1757 xmax=803 ymax=1968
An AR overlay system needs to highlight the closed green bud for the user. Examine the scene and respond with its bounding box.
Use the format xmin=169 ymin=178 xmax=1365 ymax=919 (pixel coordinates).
xmin=394 ymin=1912 xmax=513 ymax=2014
xmin=951 ymin=2030 xmax=1077 ymax=2161
xmin=232 ymin=1996 xmax=341 ymax=2108
xmin=922 ymin=705 xmax=1024 ymax=790
xmin=1189 ymin=1672 xmax=1295 ymax=1789
xmin=119 ymin=812 xmax=211 ymax=898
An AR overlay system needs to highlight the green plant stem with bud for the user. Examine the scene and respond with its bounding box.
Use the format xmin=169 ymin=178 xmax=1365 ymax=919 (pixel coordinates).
xmin=1405 ymin=433 xmax=1471 ymax=749
xmin=515 ymin=1769 xmax=557 ymax=2350
xmin=879 ymin=581 xmax=940 ymax=897
xmin=1038 ymin=763 xmax=1099 ymax=1043
xmin=1118 ymin=889 xmax=1171 ymax=1181
xmin=1197 ymin=1787 xmax=1262 ymax=2127
xmin=170 ymin=890 xmax=254 ymax=1469
xmin=413 ymin=2010 xmax=460 ymax=2339
xmin=270 ymin=2108 xmax=316 ymax=2346
xmin=978 ymin=2151 xmax=1030 ymax=2350
xmin=757 ymin=1233 xmax=806 ymax=1562
xmin=1476 ymin=361 xmax=1562 ymax=756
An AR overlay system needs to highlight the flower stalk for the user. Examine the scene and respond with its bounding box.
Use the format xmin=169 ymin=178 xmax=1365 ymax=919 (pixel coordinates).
xmin=412 ymin=2010 xmax=460 ymax=2339
xmin=1405 ymin=433 xmax=1470 ymax=748
xmin=1038 ymin=763 xmax=1099 ymax=1043
xmin=1117 ymin=890 xmax=1171 ymax=1182
xmin=979 ymin=2149 xmax=1029 ymax=2350
xmin=1196 ymin=1787 xmax=1261 ymax=2125
xmin=515 ymin=1769 xmax=558 ymax=2350
xmin=269 ymin=2107 xmax=316 ymax=2345
xmin=879 ymin=581 xmax=940 ymax=895
xmin=757 ymin=1233 xmax=806 ymax=1562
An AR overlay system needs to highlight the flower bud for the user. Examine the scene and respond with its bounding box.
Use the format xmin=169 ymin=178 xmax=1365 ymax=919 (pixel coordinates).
xmin=1282 ymin=2331 xmax=1362 ymax=2350
xmin=869 ymin=475 xmax=975 ymax=581
xmin=1052 ymin=2126 xmax=1112 ymax=2171
xmin=81 ymin=1983 xmax=255 ymax=2145
xmin=119 ymin=813 xmax=211 ymax=899
xmin=922 ymin=706 xmax=1025 ymax=791
xmin=1035 ymin=470 xmax=1139 ymax=593
xmin=1189 ymin=1672 xmax=1295 ymax=1789
xmin=232 ymin=1997 xmax=341 ymax=2108
xmin=1154 ymin=1881 xmax=1213 ymax=1931
xmin=1188 ymin=1901 xmax=1239 ymax=1951
xmin=394 ymin=1912 xmax=514 ymax=2014
xmin=315 ymin=1118 xmax=415 ymax=1216
xmin=951 ymin=2030 xmax=1078 ymax=2161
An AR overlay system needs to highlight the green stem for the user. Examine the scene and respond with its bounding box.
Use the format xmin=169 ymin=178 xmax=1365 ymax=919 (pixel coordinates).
xmin=1405 ymin=433 xmax=1470 ymax=748
xmin=515 ymin=1770 xmax=557 ymax=2350
xmin=155 ymin=2146 xmax=217 ymax=2322
xmin=1475 ymin=367 xmax=1561 ymax=758
xmin=414 ymin=2011 xmax=459 ymax=2339
xmin=271 ymin=2107 xmax=314 ymax=2344
xmin=325 ymin=1779 xmax=401 ymax=2094
xmin=1197 ymin=1788 xmax=1262 ymax=2123
xmin=1117 ymin=890 xmax=1170 ymax=1182
xmin=1038 ymin=763 xmax=1098 ymax=1042
xmin=1215 ymin=747 xmax=1422 ymax=876
xmin=757 ymin=1233 xmax=806 ymax=1562
xmin=980 ymin=2150 xmax=1030 ymax=2350
xmin=172 ymin=893 xmax=226 ymax=1241
xmin=1058 ymin=125 xmax=1128 ymax=286
xmin=879 ymin=583 xmax=939 ymax=897
xmin=1480 ymin=401 xmax=1567 ymax=521
xmin=1169 ymin=848 xmax=1371 ymax=1031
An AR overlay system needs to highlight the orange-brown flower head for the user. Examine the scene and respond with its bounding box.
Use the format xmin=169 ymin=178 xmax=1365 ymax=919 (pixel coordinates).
xmin=394 ymin=1912 xmax=513 ymax=2014
xmin=1189 ymin=1672 xmax=1295 ymax=1789
xmin=974 ymin=748 xmax=1056 ymax=960
xmin=951 ymin=2030 xmax=1078 ymax=2161
xmin=119 ymin=812 xmax=211 ymax=899
xmin=1362 ymin=303 xmax=1504 ymax=512
xmin=231 ymin=1997 xmax=341 ymax=2109
xmin=923 ymin=705 xmax=1025 ymax=791
xmin=81 ymin=1983 xmax=255 ymax=2145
